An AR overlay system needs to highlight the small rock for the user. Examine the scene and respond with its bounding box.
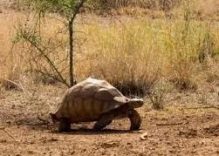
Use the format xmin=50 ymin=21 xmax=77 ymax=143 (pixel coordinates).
xmin=49 ymin=138 xmax=58 ymax=142
xmin=100 ymin=141 xmax=119 ymax=148
xmin=27 ymin=151 xmax=34 ymax=154
xmin=0 ymin=139 xmax=7 ymax=143
xmin=140 ymin=132 xmax=148 ymax=140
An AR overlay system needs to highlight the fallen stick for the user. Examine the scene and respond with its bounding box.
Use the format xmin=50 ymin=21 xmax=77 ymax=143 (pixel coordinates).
xmin=156 ymin=122 xmax=184 ymax=126
xmin=0 ymin=127 xmax=18 ymax=142
xmin=37 ymin=116 xmax=50 ymax=124
xmin=2 ymin=79 xmax=24 ymax=91
xmin=185 ymin=106 xmax=219 ymax=110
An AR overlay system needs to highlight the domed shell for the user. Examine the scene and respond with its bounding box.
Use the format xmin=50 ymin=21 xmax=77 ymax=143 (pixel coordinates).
xmin=54 ymin=78 xmax=130 ymax=122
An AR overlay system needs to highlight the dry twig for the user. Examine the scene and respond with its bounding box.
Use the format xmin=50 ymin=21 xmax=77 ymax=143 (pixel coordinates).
xmin=0 ymin=127 xmax=18 ymax=142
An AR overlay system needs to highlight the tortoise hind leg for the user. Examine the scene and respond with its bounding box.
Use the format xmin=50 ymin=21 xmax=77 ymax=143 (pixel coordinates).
xmin=128 ymin=109 xmax=142 ymax=130
xmin=93 ymin=113 xmax=114 ymax=131
xmin=59 ymin=118 xmax=71 ymax=132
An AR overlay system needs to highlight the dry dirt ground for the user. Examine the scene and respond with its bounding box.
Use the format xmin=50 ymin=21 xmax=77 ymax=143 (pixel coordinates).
xmin=0 ymin=83 xmax=218 ymax=156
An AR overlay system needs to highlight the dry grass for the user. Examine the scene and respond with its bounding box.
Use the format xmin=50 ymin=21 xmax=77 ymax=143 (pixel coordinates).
xmin=0 ymin=12 xmax=25 ymax=86
xmin=0 ymin=1 xmax=219 ymax=94
xmin=88 ymin=0 xmax=219 ymax=20
xmin=90 ymin=0 xmax=180 ymax=10
xmin=79 ymin=18 xmax=218 ymax=90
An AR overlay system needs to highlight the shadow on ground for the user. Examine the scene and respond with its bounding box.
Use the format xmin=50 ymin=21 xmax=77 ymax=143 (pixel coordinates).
xmin=13 ymin=115 xmax=135 ymax=135
xmin=52 ymin=128 xmax=133 ymax=135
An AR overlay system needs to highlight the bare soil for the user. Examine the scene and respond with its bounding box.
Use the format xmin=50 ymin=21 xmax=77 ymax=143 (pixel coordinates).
xmin=0 ymin=84 xmax=218 ymax=156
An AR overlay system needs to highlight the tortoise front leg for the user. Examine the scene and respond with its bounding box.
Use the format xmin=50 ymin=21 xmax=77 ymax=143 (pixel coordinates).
xmin=59 ymin=118 xmax=71 ymax=132
xmin=93 ymin=105 xmax=128 ymax=130
xmin=93 ymin=113 xmax=113 ymax=131
xmin=128 ymin=109 xmax=142 ymax=130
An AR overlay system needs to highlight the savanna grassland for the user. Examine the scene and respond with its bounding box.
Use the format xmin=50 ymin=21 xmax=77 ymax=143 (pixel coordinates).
xmin=0 ymin=0 xmax=219 ymax=155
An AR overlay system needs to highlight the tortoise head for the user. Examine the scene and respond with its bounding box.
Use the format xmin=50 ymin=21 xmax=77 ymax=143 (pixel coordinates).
xmin=50 ymin=113 xmax=58 ymax=123
xmin=114 ymin=97 xmax=144 ymax=108
xmin=128 ymin=98 xmax=144 ymax=108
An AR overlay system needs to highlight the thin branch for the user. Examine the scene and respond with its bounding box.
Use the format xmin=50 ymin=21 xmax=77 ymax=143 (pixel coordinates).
xmin=185 ymin=106 xmax=219 ymax=110
xmin=23 ymin=35 xmax=70 ymax=87
xmin=0 ymin=127 xmax=19 ymax=142
xmin=37 ymin=115 xmax=50 ymax=125
xmin=34 ymin=69 xmax=67 ymax=85
xmin=71 ymin=0 xmax=87 ymax=21
xmin=156 ymin=122 xmax=184 ymax=126
xmin=2 ymin=79 xmax=24 ymax=91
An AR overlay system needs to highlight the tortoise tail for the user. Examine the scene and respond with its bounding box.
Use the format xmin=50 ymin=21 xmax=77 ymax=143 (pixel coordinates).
xmin=50 ymin=113 xmax=58 ymax=123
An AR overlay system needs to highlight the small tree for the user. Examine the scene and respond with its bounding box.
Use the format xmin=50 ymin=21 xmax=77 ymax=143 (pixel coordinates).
xmin=17 ymin=0 xmax=87 ymax=87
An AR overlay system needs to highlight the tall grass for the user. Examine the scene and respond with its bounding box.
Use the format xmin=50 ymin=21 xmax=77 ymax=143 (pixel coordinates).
xmin=77 ymin=18 xmax=218 ymax=91
xmin=90 ymin=0 xmax=180 ymax=10
xmin=0 ymin=2 xmax=219 ymax=93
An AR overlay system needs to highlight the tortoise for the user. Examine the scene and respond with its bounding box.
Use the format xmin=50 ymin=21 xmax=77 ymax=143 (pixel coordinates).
xmin=50 ymin=78 xmax=144 ymax=132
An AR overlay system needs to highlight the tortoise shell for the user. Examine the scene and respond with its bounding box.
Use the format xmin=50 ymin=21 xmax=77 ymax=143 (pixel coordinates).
xmin=53 ymin=78 xmax=143 ymax=123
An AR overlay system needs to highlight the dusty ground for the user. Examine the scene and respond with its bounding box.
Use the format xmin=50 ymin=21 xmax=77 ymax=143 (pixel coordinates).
xmin=0 ymin=83 xmax=218 ymax=156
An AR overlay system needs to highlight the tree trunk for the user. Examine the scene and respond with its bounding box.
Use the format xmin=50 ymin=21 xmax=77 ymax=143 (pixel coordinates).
xmin=68 ymin=0 xmax=87 ymax=87
xmin=69 ymin=19 xmax=74 ymax=87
